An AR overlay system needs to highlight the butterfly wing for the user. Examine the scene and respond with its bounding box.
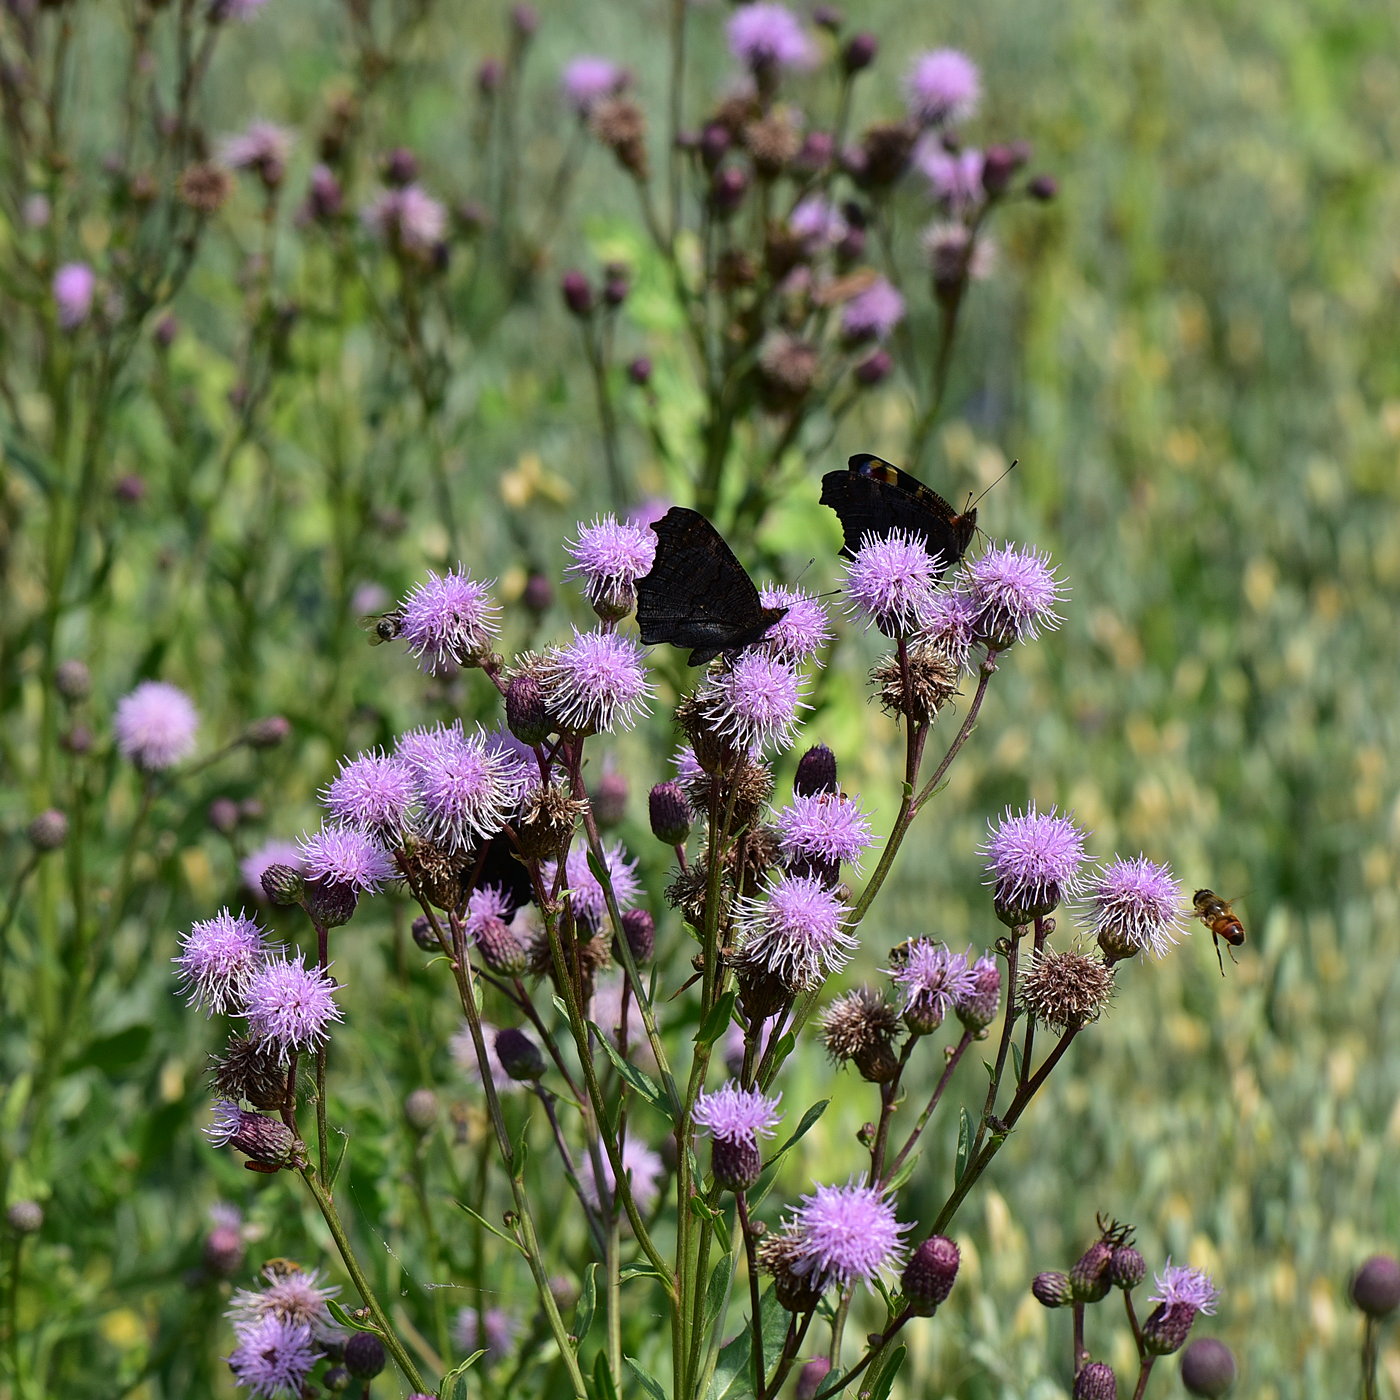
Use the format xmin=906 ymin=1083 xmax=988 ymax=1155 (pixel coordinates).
xmin=636 ymin=507 xmax=786 ymax=666
xmin=820 ymin=452 xmax=976 ymax=575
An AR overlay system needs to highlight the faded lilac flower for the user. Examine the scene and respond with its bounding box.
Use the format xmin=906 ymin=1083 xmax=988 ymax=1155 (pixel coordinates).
xmin=453 ymin=1306 xmax=520 ymax=1366
xmin=229 ymin=1265 xmax=338 ymax=1337
xmin=694 ymin=1082 xmax=782 ymax=1147
xmin=578 ymin=1137 xmax=665 ymax=1214
xmin=757 ymin=585 xmax=833 ymax=666
xmin=561 ymin=56 xmax=627 ymax=115
xmin=541 ymin=841 xmax=641 ymax=926
xmin=298 ymin=823 xmax=396 ymax=893
xmin=464 ymin=883 xmax=517 ymax=941
xmin=398 ymin=567 xmax=499 ymax=673
xmin=226 ymin=1315 xmax=317 ymax=1398
xmin=917 ymin=141 xmax=985 ymax=207
xmin=242 ymin=953 xmax=343 ymax=1060
xmin=914 ymin=587 xmax=979 ymax=668
xmin=174 ymin=909 xmax=275 ymax=1015
xmin=963 ymin=542 xmax=1064 ymax=645
xmin=565 ymin=514 xmax=657 ymax=616
xmin=840 ymin=277 xmax=905 ymax=344
xmin=53 ymin=262 xmax=95 ymax=330
xmin=981 ymin=804 xmax=1087 ymax=919
xmin=412 ymin=727 xmax=529 ymax=852
xmin=363 ymin=184 xmax=448 ymax=257
xmin=727 ymin=3 xmax=814 ymax=74
xmin=888 ymin=939 xmax=974 ymax=1034
xmin=539 ymin=629 xmax=653 ymax=735
xmin=788 ymin=1180 xmax=909 ymax=1289
xmin=114 ymin=680 xmax=199 ymax=769
xmin=735 ymin=872 xmax=855 ymax=991
xmin=776 ymin=792 xmax=874 ymax=868
xmin=954 ymin=952 xmax=1002 ymax=1031
xmin=789 ymin=195 xmax=847 ymax=248
xmin=844 ymin=530 xmax=940 ymax=636
xmin=205 ymin=1102 xmax=301 ymax=1167
xmin=905 ymin=49 xmax=981 ymax=125
xmin=697 ymin=653 xmax=808 ymax=754
xmin=241 ymin=841 xmax=303 ymax=901
xmin=922 ymin=221 xmax=996 ymax=287
xmin=1085 ymin=856 xmax=1185 ymax=961
xmin=218 ymin=121 xmax=293 ymax=175
xmin=321 ymin=749 xmax=417 ymax=837
xmin=1149 ymin=1262 xmax=1220 ymax=1316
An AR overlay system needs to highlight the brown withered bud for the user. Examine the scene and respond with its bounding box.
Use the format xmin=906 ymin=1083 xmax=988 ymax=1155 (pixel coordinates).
xmin=870 ymin=640 xmax=960 ymax=724
xmin=591 ymin=97 xmax=649 ymax=180
xmin=855 ymin=120 xmax=916 ymax=188
xmin=177 ymin=161 xmax=234 ymax=214
xmin=756 ymin=333 xmax=819 ymax=412
xmin=403 ymin=838 xmax=472 ymax=912
xmin=715 ymin=247 xmax=759 ymax=292
xmin=514 ymin=783 xmax=585 ymax=861
xmin=763 ymin=225 xmax=808 ymax=281
xmin=209 ymin=1036 xmax=288 ymax=1110
xmin=820 ymin=987 xmax=902 ymax=1082
xmin=757 ymin=1229 xmax=826 ymax=1313
xmin=665 ymin=861 xmax=714 ymax=931
xmin=1019 ymin=949 xmax=1115 ymax=1031
xmin=743 ymin=110 xmax=801 ymax=178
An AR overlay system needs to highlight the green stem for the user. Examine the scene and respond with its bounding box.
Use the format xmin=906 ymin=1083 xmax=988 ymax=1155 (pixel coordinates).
xmin=884 ymin=1029 xmax=973 ymax=1186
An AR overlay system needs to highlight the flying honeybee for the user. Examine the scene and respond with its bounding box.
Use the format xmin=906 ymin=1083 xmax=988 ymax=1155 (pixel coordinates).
xmin=1193 ymin=888 xmax=1245 ymax=975
xmin=361 ymin=610 xmax=403 ymax=645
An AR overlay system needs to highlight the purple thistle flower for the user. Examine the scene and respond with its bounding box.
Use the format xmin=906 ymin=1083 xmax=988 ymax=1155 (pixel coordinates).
xmin=321 ymin=748 xmax=418 ymax=837
xmin=905 ymin=48 xmax=981 ymax=126
xmin=241 ymin=841 xmax=303 ymax=901
xmin=226 ymin=1315 xmax=318 ymax=1399
xmin=694 ymin=1082 xmax=782 ymax=1146
xmin=114 ymin=680 xmax=199 ymax=770
xmin=398 ymin=567 xmax=499 ymax=673
xmin=412 ymin=727 xmax=529 ymax=852
xmin=727 ymin=3 xmax=814 ymax=74
xmin=560 ymin=56 xmax=628 ymax=115
xmin=453 ymin=1306 xmax=520 ymax=1366
xmin=205 ymin=1102 xmax=300 ymax=1166
xmin=53 ymin=263 xmax=95 ymax=330
xmin=840 ymin=277 xmax=906 ymax=344
xmin=395 ymin=720 xmax=463 ymax=773
xmin=578 ymin=1137 xmax=664 ymax=1214
xmin=218 ymin=121 xmax=293 ymax=173
xmin=776 ymin=792 xmax=875 ymax=868
xmin=962 ymin=542 xmax=1065 ymax=646
xmin=299 ymin=823 xmax=397 ymax=893
xmin=229 ymin=1265 xmax=339 ymax=1336
xmin=757 ymin=585 xmax=833 ymax=666
xmin=914 ymin=587 xmax=980 ymax=669
xmin=954 ymin=951 xmax=1002 ymax=1030
xmin=981 ymin=804 xmax=1087 ymax=920
xmin=787 ymin=1180 xmax=910 ymax=1289
xmin=1149 ymin=1261 xmax=1220 ymax=1315
xmin=917 ymin=140 xmax=985 ymax=207
xmin=174 ymin=908 xmax=276 ymax=1015
xmin=539 ymin=629 xmax=653 ymax=735
xmin=464 ymin=883 xmax=517 ymax=940
xmin=363 ymin=185 xmax=449 ymax=256
xmin=789 ymin=195 xmax=847 ymax=248
xmin=843 ymin=530 xmax=940 ymax=637
xmin=672 ymin=746 xmax=708 ymax=803
xmin=697 ymin=653 xmax=808 ymax=755
xmin=242 ymin=953 xmax=343 ymax=1061
xmin=735 ymin=872 xmax=855 ymax=992
xmin=565 ymin=514 xmax=657 ymax=616
xmin=541 ymin=841 xmax=641 ymax=926
xmin=887 ymin=939 xmax=975 ymax=1033
xmin=1085 ymin=855 xmax=1186 ymax=961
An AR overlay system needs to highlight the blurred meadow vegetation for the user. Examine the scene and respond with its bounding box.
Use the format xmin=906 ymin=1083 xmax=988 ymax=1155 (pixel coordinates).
xmin=2 ymin=0 xmax=1399 ymax=1395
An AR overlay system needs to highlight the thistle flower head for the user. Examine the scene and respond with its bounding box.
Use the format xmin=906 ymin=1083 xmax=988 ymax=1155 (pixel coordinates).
xmin=757 ymin=585 xmax=834 ymax=666
xmin=776 ymin=792 xmax=875 ymax=868
xmin=363 ymin=184 xmax=448 ymax=256
xmin=917 ymin=141 xmax=985 ymax=206
xmin=905 ymin=48 xmax=981 ymax=125
xmin=539 ymin=629 xmax=653 ymax=735
xmin=241 ymin=953 xmax=344 ymax=1061
xmin=218 ymin=121 xmax=293 ymax=175
xmin=298 ymin=823 xmax=397 ymax=893
xmin=226 ymin=1316 xmax=317 ymax=1398
xmin=726 ymin=3 xmax=815 ymax=74
xmin=53 ymin=263 xmax=95 ymax=329
xmin=840 ymin=277 xmax=906 ymax=343
xmin=453 ymin=1306 xmax=520 ymax=1366
xmin=174 ymin=909 xmax=276 ymax=1015
xmin=321 ymin=748 xmax=418 ymax=837
xmin=843 ymin=529 xmax=940 ymax=637
xmin=962 ymin=542 xmax=1064 ymax=646
xmin=696 ymin=653 xmax=808 ymax=755
xmin=565 ymin=514 xmax=657 ymax=617
xmin=1149 ymin=1262 xmax=1220 ymax=1316
xmin=915 ymin=587 xmax=980 ymax=669
xmin=789 ymin=194 xmax=847 ymax=248
xmin=888 ymin=939 xmax=975 ymax=1034
xmin=981 ymin=804 xmax=1087 ymax=921
xmin=787 ymin=1180 xmax=910 ymax=1289
xmin=1018 ymin=947 xmax=1115 ymax=1031
xmin=398 ymin=567 xmax=500 ymax=673
xmin=734 ymin=872 xmax=855 ymax=993
xmin=114 ymin=680 xmax=199 ymax=770
xmin=560 ymin=56 xmax=628 ymax=115
xmin=464 ymin=883 xmax=517 ymax=941
xmin=694 ymin=1082 xmax=782 ymax=1147
xmin=541 ymin=841 xmax=641 ymax=928
xmin=229 ymin=1264 xmax=338 ymax=1336
xmin=412 ymin=727 xmax=530 ymax=852
xmin=1085 ymin=855 xmax=1185 ymax=962
xmin=955 ymin=952 xmax=1002 ymax=1030
xmin=578 ymin=1137 xmax=664 ymax=1214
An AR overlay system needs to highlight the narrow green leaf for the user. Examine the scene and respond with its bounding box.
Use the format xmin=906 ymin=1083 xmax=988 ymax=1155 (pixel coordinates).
xmin=619 ymin=1261 xmax=666 ymax=1284
xmin=696 ymin=990 xmax=738 ymax=1048
xmin=440 ymin=1350 xmax=486 ymax=1400
xmin=955 ymin=1107 xmax=973 ymax=1182
xmin=591 ymin=1351 xmax=621 ymax=1400
xmin=590 ymin=1022 xmax=672 ymax=1120
xmin=753 ymin=1098 xmax=830 ymax=1204
xmin=1010 ymin=1041 xmax=1023 ymax=1084
xmin=708 ymin=1286 xmax=788 ymax=1400
xmin=624 ymin=1355 xmax=668 ymax=1400
xmin=573 ymin=1262 xmax=599 ymax=1347
xmin=325 ymin=1128 xmax=350 ymax=1190
xmin=453 ymin=1200 xmax=527 ymax=1256
xmin=703 ymin=1252 xmax=734 ymax=1334
xmin=884 ymin=1148 xmax=920 ymax=1195
xmin=867 ymin=1344 xmax=907 ymax=1400
xmin=325 ymin=1300 xmax=376 ymax=1332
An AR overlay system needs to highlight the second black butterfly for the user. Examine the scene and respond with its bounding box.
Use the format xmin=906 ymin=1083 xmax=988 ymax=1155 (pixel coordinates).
xmin=636 ymin=507 xmax=787 ymax=667
xmin=820 ymin=452 xmax=977 ymax=576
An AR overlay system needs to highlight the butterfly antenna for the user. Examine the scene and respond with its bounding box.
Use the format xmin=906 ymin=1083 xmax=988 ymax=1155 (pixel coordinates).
xmin=967 ymin=458 xmax=1019 ymax=511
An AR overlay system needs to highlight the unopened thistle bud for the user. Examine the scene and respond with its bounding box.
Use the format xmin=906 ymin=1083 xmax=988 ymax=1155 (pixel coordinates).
xmin=1351 ymin=1255 xmax=1400 ymax=1317
xmin=411 ymin=915 xmax=439 ymax=952
xmin=26 ymin=809 xmax=68 ymax=852
xmin=206 ymin=1102 xmax=303 ymax=1169
xmin=853 ymin=348 xmax=892 ymax=386
xmin=1027 ymin=173 xmax=1058 ymax=201
xmin=1032 ymin=1270 xmax=1074 ymax=1308
xmin=381 ymin=146 xmax=418 ymax=187
xmin=1071 ymin=1240 xmax=1114 ymax=1303
xmin=207 ymin=797 xmax=240 ymax=835
xmin=344 ymin=1331 xmax=387 ymax=1379
xmin=710 ymin=166 xmax=750 ymax=218
xmin=795 ymin=1357 xmax=832 ymax=1400
xmin=626 ymin=356 xmax=652 ymax=386
xmin=955 ymin=955 xmax=1001 ymax=1031
xmin=902 ymin=1235 xmax=960 ymax=1313
xmin=55 ymin=659 xmax=90 ymax=701
xmin=793 ymin=744 xmax=838 ymax=797
xmin=619 ymin=908 xmax=655 ymax=964
xmin=245 ymin=715 xmax=290 ymax=749
xmin=561 ymin=270 xmax=594 ymax=318
xmin=476 ymin=915 xmax=528 ymax=976
xmin=303 ymin=876 xmax=359 ymax=930
xmin=403 ymin=1088 xmax=439 ymax=1132
xmin=260 ymin=863 xmax=304 ymax=907
xmin=1179 ymin=1338 xmax=1237 ymax=1397
xmin=1109 ymin=1245 xmax=1146 ymax=1290
xmin=842 ymin=32 xmax=878 ymax=73
xmin=649 ymin=782 xmax=692 ymax=845
xmin=590 ymin=768 xmax=628 ymax=828
xmin=507 ymin=674 xmax=551 ymax=746
xmin=981 ymin=142 xmax=1030 ymax=195
xmin=494 ymin=1027 xmax=546 ymax=1081
xmin=1073 ymin=1363 xmax=1118 ymax=1400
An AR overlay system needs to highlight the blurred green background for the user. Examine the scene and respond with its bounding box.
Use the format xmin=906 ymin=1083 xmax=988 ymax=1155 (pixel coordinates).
xmin=3 ymin=0 xmax=1399 ymax=1395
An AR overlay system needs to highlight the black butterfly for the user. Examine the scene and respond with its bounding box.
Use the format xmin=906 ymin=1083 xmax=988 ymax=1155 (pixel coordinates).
xmin=820 ymin=452 xmax=977 ymax=575
xmin=636 ymin=507 xmax=788 ymax=667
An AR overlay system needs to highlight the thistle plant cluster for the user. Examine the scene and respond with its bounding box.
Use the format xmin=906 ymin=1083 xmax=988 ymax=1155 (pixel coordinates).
xmin=162 ymin=485 xmax=1229 ymax=1400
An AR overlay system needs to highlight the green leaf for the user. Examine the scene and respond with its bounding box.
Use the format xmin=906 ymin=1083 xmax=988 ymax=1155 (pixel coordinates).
xmin=573 ymin=1262 xmax=599 ymax=1347
xmin=753 ymin=1098 xmax=830 ymax=1204
xmin=708 ymin=1286 xmax=788 ymax=1400
xmin=619 ymin=1261 xmax=667 ymax=1284
xmin=591 ymin=1351 xmax=621 ymax=1400
xmin=1010 ymin=1041 xmax=1023 ymax=1084
xmin=325 ymin=1300 xmax=376 ymax=1332
xmin=325 ymin=1128 xmax=350 ymax=1190
xmin=590 ymin=1021 xmax=672 ymax=1120
xmin=696 ymin=990 xmax=738 ymax=1048
xmin=440 ymin=1350 xmax=486 ymax=1399
xmin=703 ymin=1252 xmax=734 ymax=1335
xmin=884 ymin=1148 xmax=920 ymax=1195
xmin=867 ymin=1344 xmax=907 ymax=1400
xmin=955 ymin=1107 xmax=973 ymax=1183
xmin=624 ymin=1355 xmax=668 ymax=1400
xmin=453 ymin=1200 xmax=527 ymax=1256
